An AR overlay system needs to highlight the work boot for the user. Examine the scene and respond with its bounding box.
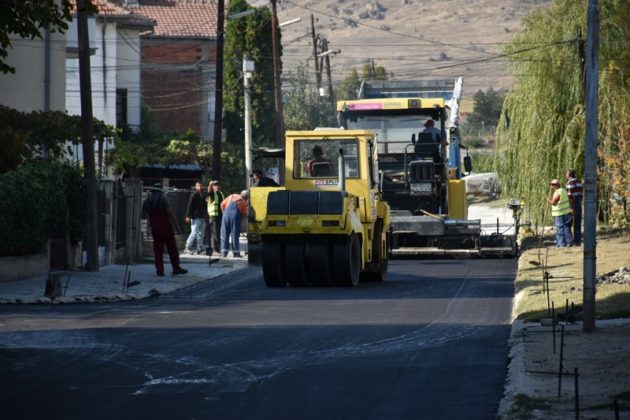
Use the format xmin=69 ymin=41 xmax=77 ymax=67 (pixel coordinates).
xmin=173 ymin=267 xmax=188 ymax=276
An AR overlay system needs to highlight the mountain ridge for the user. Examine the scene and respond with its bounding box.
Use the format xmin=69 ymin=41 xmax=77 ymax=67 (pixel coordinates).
xmin=260 ymin=0 xmax=552 ymax=96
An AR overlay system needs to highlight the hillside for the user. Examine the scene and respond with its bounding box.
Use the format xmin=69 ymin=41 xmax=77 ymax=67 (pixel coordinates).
xmin=260 ymin=0 xmax=552 ymax=98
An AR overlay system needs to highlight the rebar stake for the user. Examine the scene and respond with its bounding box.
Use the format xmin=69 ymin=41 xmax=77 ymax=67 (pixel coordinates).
xmin=552 ymin=301 xmax=556 ymax=354
xmin=558 ymin=324 xmax=565 ymax=400
xmin=574 ymin=367 xmax=579 ymax=420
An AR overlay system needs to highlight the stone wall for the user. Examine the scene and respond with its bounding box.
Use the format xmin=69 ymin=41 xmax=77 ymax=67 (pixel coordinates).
xmin=0 ymin=243 xmax=49 ymax=283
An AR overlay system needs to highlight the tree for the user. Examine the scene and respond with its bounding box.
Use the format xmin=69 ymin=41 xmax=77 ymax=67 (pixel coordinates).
xmin=284 ymin=63 xmax=319 ymax=130
xmin=0 ymin=0 xmax=86 ymax=74
xmin=468 ymin=88 xmax=506 ymax=129
xmin=361 ymin=61 xmax=388 ymax=81
xmin=495 ymin=0 xmax=630 ymax=228
xmin=223 ymin=0 xmax=277 ymax=150
xmin=335 ymin=68 xmax=361 ymax=101
xmin=0 ymin=105 xmax=114 ymax=173
xmin=284 ymin=62 xmax=336 ymax=130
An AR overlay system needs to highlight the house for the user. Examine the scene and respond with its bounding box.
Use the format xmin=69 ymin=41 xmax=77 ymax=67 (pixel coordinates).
xmin=66 ymin=0 xmax=154 ymax=131
xmin=0 ymin=0 xmax=67 ymax=113
xmin=130 ymin=0 xmax=218 ymax=141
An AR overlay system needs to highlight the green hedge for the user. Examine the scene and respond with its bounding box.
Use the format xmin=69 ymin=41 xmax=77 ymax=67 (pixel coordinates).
xmin=0 ymin=162 xmax=85 ymax=256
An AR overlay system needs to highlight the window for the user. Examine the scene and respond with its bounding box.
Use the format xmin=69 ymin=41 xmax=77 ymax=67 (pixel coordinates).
xmin=116 ymin=89 xmax=128 ymax=128
xmin=294 ymin=138 xmax=360 ymax=179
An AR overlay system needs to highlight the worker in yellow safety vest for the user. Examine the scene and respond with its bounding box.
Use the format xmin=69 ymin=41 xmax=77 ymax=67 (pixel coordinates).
xmin=547 ymin=179 xmax=573 ymax=248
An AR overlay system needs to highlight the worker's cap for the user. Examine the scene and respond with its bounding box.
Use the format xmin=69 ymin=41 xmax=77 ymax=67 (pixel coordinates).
xmin=424 ymin=119 xmax=434 ymax=127
xmin=550 ymin=179 xmax=560 ymax=186
xmin=149 ymin=183 xmax=164 ymax=192
xmin=209 ymin=180 xmax=220 ymax=185
xmin=240 ymin=190 xmax=250 ymax=199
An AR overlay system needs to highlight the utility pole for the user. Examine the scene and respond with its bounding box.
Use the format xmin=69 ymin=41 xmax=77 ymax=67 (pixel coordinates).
xmin=583 ymin=0 xmax=599 ymax=332
xmin=270 ymin=0 xmax=284 ymax=147
xmin=77 ymin=0 xmax=99 ymax=272
xmin=311 ymin=15 xmax=322 ymax=112
xmin=212 ymin=0 xmax=225 ymax=180
xmin=243 ymin=56 xmax=254 ymax=187
xmin=322 ymin=38 xmax=335 ymax=117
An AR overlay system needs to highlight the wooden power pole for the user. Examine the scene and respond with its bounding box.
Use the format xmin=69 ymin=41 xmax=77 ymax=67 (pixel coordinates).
xmin=211 ymin=0 xmax=225 ymax=180
xmin=311 ymin=15 xmax=322 ymax=111
xmin=77 ymin=0 xmax=99 ymax=271
xmin=583 ymin=0 xmax=599 ymax=332
xmin=270 ymin=0 xmax=285 ymax=147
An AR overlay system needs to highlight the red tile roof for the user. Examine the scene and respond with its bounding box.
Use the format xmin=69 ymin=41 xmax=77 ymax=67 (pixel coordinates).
xmin=69 ymin=0 xmax=131 ymax=16
xmin=132 ymin=1 xmax=218 ymax=39
xmin=69 ymin=1 xmax=216 ymax=38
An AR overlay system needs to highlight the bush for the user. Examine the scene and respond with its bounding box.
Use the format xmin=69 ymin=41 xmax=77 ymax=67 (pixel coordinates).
xmin=0 ymin=162 xmax=85 ymax=256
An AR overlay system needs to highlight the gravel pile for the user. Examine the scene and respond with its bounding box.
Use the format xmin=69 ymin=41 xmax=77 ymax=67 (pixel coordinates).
xmin=597 ymin=266 xmax=630 ymax=285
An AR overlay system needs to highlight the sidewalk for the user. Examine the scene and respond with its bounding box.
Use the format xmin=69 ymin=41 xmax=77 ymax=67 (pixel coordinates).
xmin=0 ymin=240 xmax=249 ymax=305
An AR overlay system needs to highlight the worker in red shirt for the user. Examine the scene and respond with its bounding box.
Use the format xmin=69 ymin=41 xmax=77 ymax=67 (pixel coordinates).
xmin=220 ymin=190 xmax=249 ymax=257
xmin=141 ymin=184 xmax=188 ymax=276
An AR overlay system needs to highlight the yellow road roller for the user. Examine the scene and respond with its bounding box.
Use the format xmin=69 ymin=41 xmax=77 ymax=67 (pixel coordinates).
xmin=247 ymin=129 xmax=390 ymax=287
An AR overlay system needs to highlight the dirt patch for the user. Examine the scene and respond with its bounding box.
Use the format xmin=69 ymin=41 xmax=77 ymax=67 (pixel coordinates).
xmin=500 ymin=320 xmax=630 ymax=419
xmin=500 ymin=232 xmax=630 ymax=419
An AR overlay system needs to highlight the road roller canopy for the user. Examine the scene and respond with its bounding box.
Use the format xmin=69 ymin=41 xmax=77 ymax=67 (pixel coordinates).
xmin=284 ymin=129 xmax=380 ymax=197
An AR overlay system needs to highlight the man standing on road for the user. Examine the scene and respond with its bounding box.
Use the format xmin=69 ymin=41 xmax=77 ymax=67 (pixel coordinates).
xmin=185 ymin=181 xmax=207 ymax=254
xmin=141 ymin=184 xmax=188 ymax=276
xmin=566 ymin=168 xmax=583 ymax=246
xmin=206 ymin=180 xmax=224 ymax=256
xmin=220 ymin=190 xmax=249 ymax=258
xmin=548 ymin=179 xmax=573 ymax=248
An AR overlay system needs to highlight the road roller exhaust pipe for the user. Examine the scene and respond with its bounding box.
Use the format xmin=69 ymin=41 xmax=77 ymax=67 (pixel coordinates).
xmin=338 ymin=148 xmax=346 ymax=192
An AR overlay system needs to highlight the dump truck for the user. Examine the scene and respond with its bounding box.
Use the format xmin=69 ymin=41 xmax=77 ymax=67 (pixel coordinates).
xmin=336 ymin=78 xmax=518 ymax=257
xmin=247 ymin=129 xmax=391 ymax=287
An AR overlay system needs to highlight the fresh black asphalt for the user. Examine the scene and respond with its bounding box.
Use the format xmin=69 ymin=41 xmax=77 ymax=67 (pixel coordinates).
xmin=0 ymin=258 xmax=516 ymax=419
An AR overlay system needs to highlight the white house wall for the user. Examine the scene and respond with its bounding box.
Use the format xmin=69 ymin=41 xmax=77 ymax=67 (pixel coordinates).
xmin=66 ymin=19 xmax=144 ymax=131
xmin=0 ymin=32 xmax=66 ymax=113
xmin=116 ymin=27 xmax=141 ymax=130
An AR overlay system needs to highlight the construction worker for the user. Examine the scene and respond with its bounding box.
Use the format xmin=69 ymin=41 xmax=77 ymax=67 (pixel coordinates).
xmin=184 ymin=181 xmax=207 ymax=254
xmin=548 ymin=179 xmax=573 ymax=248
xmin=422 ymin=119 xmax=442 ymax=143
xmin=566 ymin=169 xmax=583 ymax=246
xmin=220 ymin=190 xmax=249 ymax=258
xmin=206 ymin=180 xmax=225 ymax=256
xmin=141 ymin=184 xmax=188 ymax=276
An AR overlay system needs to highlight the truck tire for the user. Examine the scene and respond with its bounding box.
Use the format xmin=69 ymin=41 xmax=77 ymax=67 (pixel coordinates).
xmin=361 ymin=220 xmax=388 ymax=282
xmin=262 ymin=241 xmax=286 ymax=287
xmin=285 ymin=237 xmax=308 ymax=286
xmin=309 ymin=239 xmax=333 ymax=286
xmin=332 ymin=234 xmax=361 ymax=287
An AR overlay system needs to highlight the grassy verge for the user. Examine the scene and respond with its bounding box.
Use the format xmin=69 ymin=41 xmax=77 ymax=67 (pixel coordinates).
xmin=514 ymin=231 xmax=630 ymax=321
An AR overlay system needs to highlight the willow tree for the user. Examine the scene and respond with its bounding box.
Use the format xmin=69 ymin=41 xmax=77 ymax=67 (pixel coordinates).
xmin=495 ymin=0 xmax=630 ymax=228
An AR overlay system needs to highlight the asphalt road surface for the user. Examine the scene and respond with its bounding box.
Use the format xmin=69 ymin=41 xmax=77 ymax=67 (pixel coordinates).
xmin=0 ymin=258 xmax=516 ymax=420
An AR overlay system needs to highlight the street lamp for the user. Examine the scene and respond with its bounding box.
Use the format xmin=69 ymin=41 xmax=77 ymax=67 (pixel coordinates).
xmin=317 ymin=49 xmax=341 ymax=57
xmin=279 ymin=17 xmax=301 ymax=28
xmin=228 ymin=9 xmax=256 ymax=19
xmin=243 ymin=56 xmax=255 ymax=187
